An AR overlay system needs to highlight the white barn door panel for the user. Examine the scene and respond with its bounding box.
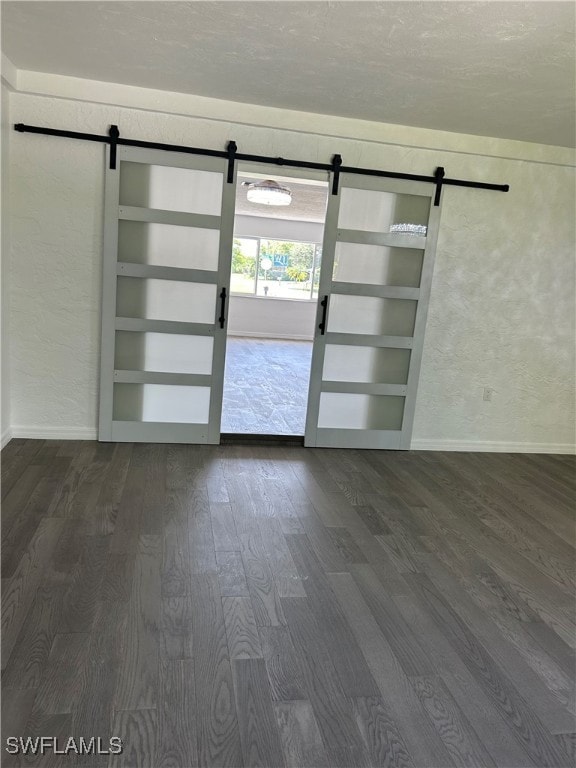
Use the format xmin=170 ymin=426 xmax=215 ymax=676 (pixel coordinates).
xmin=99 ymin=146 xmax=236 ymax=443
xmin=305 ymin=173 xmax=441 ymax=449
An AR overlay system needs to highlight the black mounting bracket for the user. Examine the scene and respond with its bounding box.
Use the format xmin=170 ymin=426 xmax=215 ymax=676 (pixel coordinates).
xmin=108 ymin=125 xmax=120 ymax=170
xmin=433 ymin=166 xmax=445 ymax=206
xmin=331 ymin=154 xmax=343 ymax=196
xmin=226 ymin=140 xmax=237 ymax=184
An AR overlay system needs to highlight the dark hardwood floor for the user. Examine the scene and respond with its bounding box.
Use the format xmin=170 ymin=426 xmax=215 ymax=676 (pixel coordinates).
xmin=2 ymin=439 xmax=575 ymax=767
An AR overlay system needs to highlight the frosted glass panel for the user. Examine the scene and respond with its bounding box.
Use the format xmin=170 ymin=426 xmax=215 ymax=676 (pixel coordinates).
xmin=115 ymin=332 xmax=213 ymax=375
xmin=120 ymin=162 xmax=223 ymax=215
xmin=318 ymin=393 xmax=405 ymax=430
xmin=323 ymin=345 xmax=411 ymax=385
xmin=113 ymin=383 xmax=210 ymax=423
xmin=338 ymin=188 xmax=430 ymax=232
xmin=328 ymin=295 xmax=417 ymax=336
xmin=116 ymin=277 xmax=217 ymax=324
xmin=118 ymin=221 xmax=220 ymax=271
xmin=333 ymin=243 xmax=423 ymax=287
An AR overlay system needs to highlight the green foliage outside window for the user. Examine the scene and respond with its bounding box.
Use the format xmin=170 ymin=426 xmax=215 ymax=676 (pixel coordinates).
xmin=259 ymin=240 xmax=315 ymax=282
xmin=232 ymin=239 xmax=256 ymax=278
xmin=230 ymin=236 xmax=322 ymax=299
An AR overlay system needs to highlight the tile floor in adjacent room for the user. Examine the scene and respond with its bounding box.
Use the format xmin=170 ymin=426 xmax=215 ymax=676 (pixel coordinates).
xmin=221 ymin=337 xmax=313 ymax=435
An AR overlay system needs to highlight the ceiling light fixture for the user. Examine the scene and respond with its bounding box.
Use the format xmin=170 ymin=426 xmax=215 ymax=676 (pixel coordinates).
xmin=245 ymin=179 xmax=292 ymax=206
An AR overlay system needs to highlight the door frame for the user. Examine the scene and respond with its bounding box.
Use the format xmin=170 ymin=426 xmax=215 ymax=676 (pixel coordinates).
xmin=221 ymin=161 xmax=331 ymax=436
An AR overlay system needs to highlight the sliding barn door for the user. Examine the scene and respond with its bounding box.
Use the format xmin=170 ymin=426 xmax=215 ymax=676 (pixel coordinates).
xmin=98 ymin=146 xmax=236 ymax=443
xmin=305 ymin=174 xmax=441 ymax=449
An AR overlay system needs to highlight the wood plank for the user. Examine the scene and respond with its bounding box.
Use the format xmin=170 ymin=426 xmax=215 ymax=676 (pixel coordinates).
xmin=410 ymin=676 xmax=496 ymax=767
xmin=554 ymin=733 xmax=576 ymax=760
xmin=281 ymin=596 xmax=372 ymax=768
xmin=217 ymin=551 xmax=249 ymax=596
xmin=479 ymin=511 xmax=575 ymax=593
xmin=375 ymin=533 xmax=420 ymax=574
xmin=2 ymin=583 xmax=65 ymax=690
xmin=1 ymin=688 xmax=36 ymax=743
xmin=222 ymin=596 xmax=262 ymax=659
xmin=188 ymin=489 xmax=218 ymax=575
xmin=2 ymin=458 xmax=71 ymax=578
xmin=109 ymin=709 xmax=157 ymax=768
xmin=257 ymin=518 xmax=306 ymax=597
xmin=299 ymin=514 xmax=349 ymax=573
xmin=351 ymin=562 xmax=434 ymax=677
xmin=101 ymin=550 xmax=134 ymax=602
xmin=44 ymin=518 xmax=87 ymax=585
xmin=393 ymin=588 xmax=547 ymax=768
xmin=408 ymin=573 xmax=572 ymax=768
xmin=34 ymin=632 xmax=90 ymax=714
xmin=1 ymin=464 xmax=45 ymax=542
xmin=259 ymin=627 xmax=306 ymax=702
xmin=160 ymin=596 xmax=193 ymax=661
xmin=273 ymin=700 xmax=329 ymax=768
xmin=240 ymin=531 xmax=285 ymax=627
xmin=73 ymin=600 xmax=128 ymax=764
xmin=416 ymin=553 xmax=575 ymax=732
xmin=162 ymin=490 xmax=191 ymax=598
xmin=1 ymin=441 xmax=45 ymax=501
xmin=140 ymin=444 xmax=168 ymax=536
xmin=525 ymin=619 xmax=576 ymax=681
xmin=286 ymin=534 xmax=381 ymax=697
xmin=110 ymin=464 xmax=145 ymax=546
xmin=17 ymin=711 xmax=73 ymax=768
xmin=190 ymin=573 xmax=243 ymax=768
xmin=211 ymin=501 xmax=240 ymax=551
xmin=90 ymin=443 xmax=132 ymax=536
xmin=326 ymin=526 xmax=369 ymax=564
xmin=232 ymin=658 xmax=285 ymax=768
xmin=114 ymin=535 xmax=161 ymax=710
xmin=156 ymin=658 xmax=197 ymax=768
xmin=59 ymin=534 xmax=110 ymax=632
xmin=47 ymin=442 xmax=103 ymax=519
xmin=328 ymin=572 xmax=456 ymax=768
xmin=1 ymin=517 xmax=66 ymax=669
xmin=352 ymin=696 xmax=415 ymax=768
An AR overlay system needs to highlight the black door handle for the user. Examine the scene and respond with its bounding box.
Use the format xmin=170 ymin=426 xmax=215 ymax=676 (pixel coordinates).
xmin=218 ymin=287 xmax=227 ymax=329
xmin=319 ymin=295 xmax=329 ymax=335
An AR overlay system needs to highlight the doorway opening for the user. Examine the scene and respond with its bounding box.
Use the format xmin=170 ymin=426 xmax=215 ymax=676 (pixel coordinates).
xmin=221 ymin=169 xmax=329 ymax=435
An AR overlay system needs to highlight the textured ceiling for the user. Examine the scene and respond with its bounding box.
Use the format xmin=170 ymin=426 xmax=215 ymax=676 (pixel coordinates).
xmin=236 ymin=175 xmax=328 ymax=222
xmin=2 ymin=1 xmax=575 ymax=147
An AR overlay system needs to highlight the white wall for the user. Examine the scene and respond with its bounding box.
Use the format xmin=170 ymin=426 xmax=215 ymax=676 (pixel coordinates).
xmin=1 ymin=79 xmax=11 ymax=446
xmin=234 ymin=215 xmax=323 ymax=243
xmin=228 ymin=296 xmax=316 ymax=341
xmin=6 ymin=76 xmax=576 ymax=451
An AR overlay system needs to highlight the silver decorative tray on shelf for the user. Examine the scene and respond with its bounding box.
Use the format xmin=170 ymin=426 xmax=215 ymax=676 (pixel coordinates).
xmin=389 ymin=223 xmax=427 ymax=236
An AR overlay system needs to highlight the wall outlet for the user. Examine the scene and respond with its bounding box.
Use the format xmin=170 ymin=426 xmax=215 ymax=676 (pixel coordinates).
xmin=483 ymin=387 xmax=495 ymax=401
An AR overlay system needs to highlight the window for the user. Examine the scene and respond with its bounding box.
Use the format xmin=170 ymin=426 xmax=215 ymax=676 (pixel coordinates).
xmin=230 ymin=237 xmax=322 ymax=300
xmin=230 ymin=237 xmax=258 ymax=294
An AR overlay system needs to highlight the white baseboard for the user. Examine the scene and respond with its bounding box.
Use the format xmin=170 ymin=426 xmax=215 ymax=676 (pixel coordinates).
xmin=11 ymin=425 xmax=98 ymax=441
xmin=1 ymin=427 xmax=12 ymax=449
xmin=5 ymin=427 xmax=574 ymax=454
xmin=227 ymin=331 xmax=313 ymax=341
xmin=410 ymin=438 xmax=576 ymax=455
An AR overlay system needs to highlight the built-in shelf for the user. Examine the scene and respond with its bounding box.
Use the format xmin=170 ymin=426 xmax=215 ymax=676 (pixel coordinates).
xmin=116 ymin=261 xmax=217 ymax=284
xmin=337 ymin=228 xmax=427 ymax=249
